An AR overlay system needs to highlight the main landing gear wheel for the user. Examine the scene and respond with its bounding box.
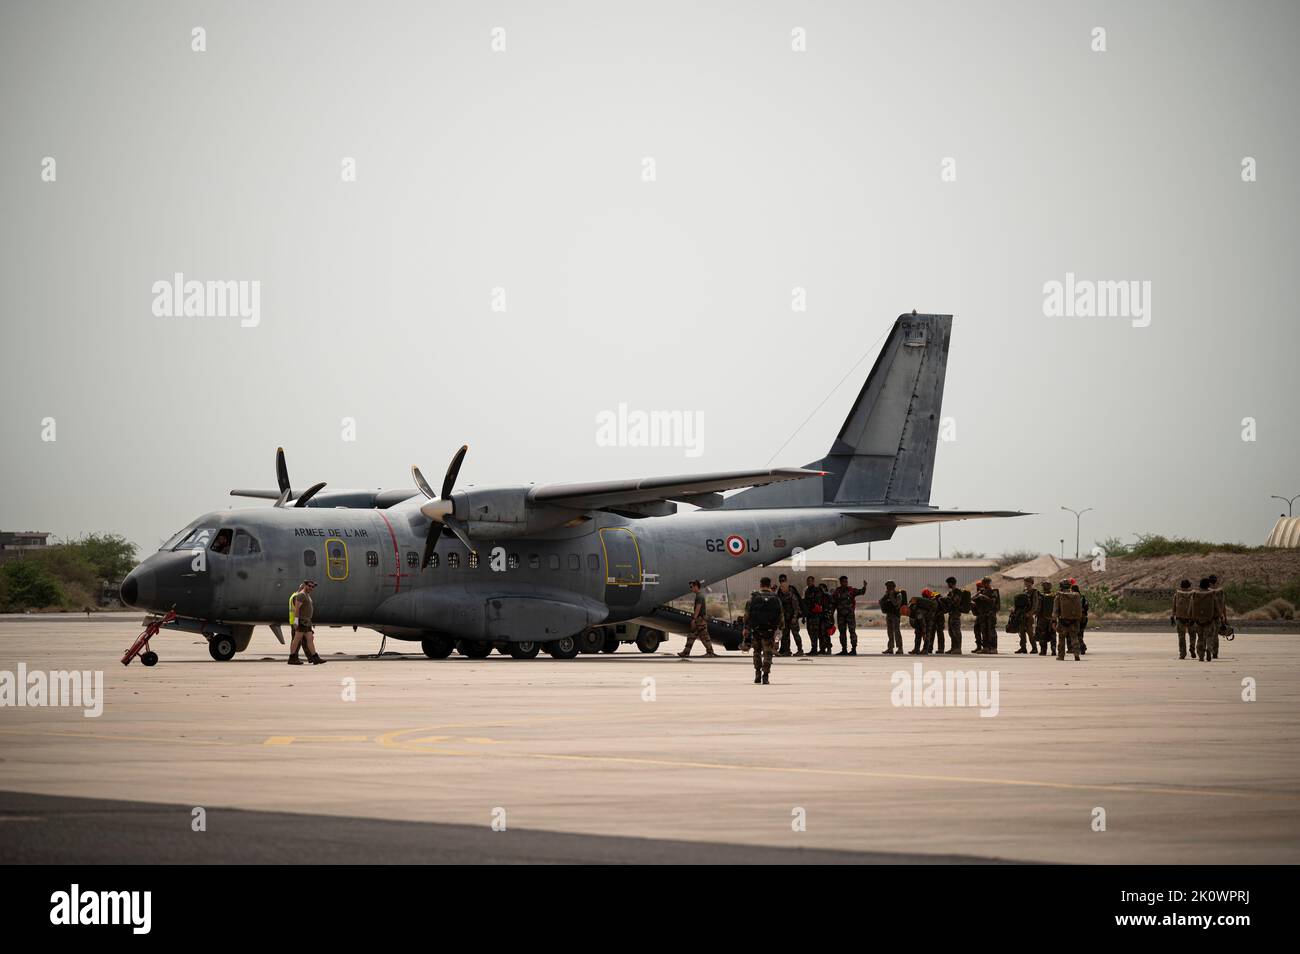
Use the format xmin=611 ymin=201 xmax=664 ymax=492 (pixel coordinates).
xmin=421 ymin=636 xmax=454 ymax=659
xmin=635 ymin=630 xmax=664 ymax=654
xmin=508 ymin=641 xmax=541 ymax=659
xmin=140 ymin=651 xmax=159 ymax=667
xmin=601 ymin=634 xmax=620 ymax=653
xmin=208 ymin=634 xmax=236 ymax=662
xmin=459 ymin=640 xmax=492 ymax=659
xmin=577 ymin=627 xmax=605 ymax=654
xmin=546 ymin=635 xmax=580 ymax=659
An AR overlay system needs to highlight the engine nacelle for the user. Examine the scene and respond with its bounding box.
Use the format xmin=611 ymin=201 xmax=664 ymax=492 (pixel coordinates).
xmin=453 ymin=487 xmax=578 ymax=539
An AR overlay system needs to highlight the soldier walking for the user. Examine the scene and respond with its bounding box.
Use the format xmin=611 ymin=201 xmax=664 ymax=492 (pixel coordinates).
xmin=743 ymin=577 xmax=784 ymax=684
xmin=880 ymin=580 xmax=905 ymax=655
xmin=831 ymin=576 xmax=867 ymax=655
xmin=1208 ymin=574 xmax=1226 ymax=659
xmin=1191 ymin=578 xmax=1218 ymax=662
xmin=678 ymin=580 xmax=717 ymax=658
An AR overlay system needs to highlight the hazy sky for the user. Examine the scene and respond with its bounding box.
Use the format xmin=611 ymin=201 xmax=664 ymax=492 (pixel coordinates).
xmin=2 ymin=1 xmax=1297 ymax=563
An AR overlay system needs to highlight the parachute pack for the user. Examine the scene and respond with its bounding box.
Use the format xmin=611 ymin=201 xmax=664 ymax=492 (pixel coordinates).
xmin=747 ymin=591 xmax=782 ymax=629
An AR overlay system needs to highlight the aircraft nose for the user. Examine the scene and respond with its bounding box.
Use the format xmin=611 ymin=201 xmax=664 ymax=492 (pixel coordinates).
xmin=120 ymin=567 xmax=154 ymax=608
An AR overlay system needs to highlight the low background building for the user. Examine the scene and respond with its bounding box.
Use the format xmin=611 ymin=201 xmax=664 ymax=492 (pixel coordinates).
xmin=0 ymin=531 xmax=51 ymax=564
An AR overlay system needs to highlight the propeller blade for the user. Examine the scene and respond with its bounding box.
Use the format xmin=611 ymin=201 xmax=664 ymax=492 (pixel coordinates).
xmin=411 ymin=465 xmax=436 ymax=500
xmin=421 ymin=525 xmax=438 ymax=569
xmin=294 ymin=482 xmax=327 ymax=507
xmin=442 ymin=515 xmax=476 ymax=554
xmin=276 ymin=447 xmax=291 ymax=496
xmin=441 ymin=445 xmax=468 ymax=500
xmin=273 ymin=489 xmax=291 ymax=508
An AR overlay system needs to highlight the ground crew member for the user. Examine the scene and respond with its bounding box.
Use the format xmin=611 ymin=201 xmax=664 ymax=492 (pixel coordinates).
xmin=1034 ymin=581 xmax=1056 ymax=655
xmin=1208 ymin=574 xmax=1226 ymax=659
xmin=288 ymin=580 xmax=326 ymax=666
xmin=1013 ymin=578 xmax=1039 ymax=654
xmin=1054 ymin=582 xmax=1083 ymax=660
xmin=678 ymin=580 xmax=717 ymax=657
xmin=831 ymin=576 xmax=867 ymax=655
xmin=803 ymin=576 xmax=825 ymax=656
xmin=943 ymin=576 xmax=966 ymax=654
xmin=776 ymin=577 xmax=804 ymax=656
xmin=1191 ymin=578 xmax=1218 ymax=662
xmin=743 ymin=577 xmax=784 ymax=684
xmin=880 ymin=580 xmax=905 ymax=655
xmin=1172 ymin=579 xmax=1195 ymax=659
xmin=972 ymin=578 xmax=999 ymax=654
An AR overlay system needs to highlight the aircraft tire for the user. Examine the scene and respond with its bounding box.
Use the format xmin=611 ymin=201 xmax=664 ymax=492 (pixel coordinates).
xmin=208 ymin=634 xmax=236 ymax=662
xmin=140 ymin=651 xmax=159 ymax=667
xmin=421 ymin=636 xmax=454 ymax=659
xmin=508 ymin=641 xmax=541 ymax=659
xmin=600 ymin=634 xmax=619 ymax=653
xmin=577 ymin=627 xmax=605 ymax=654
xmin=459 ymin=640 xmax=493 ymax=659
xmin=546 ymin=635 xmax=580 ymax=659
xmin=635 ymin=630 xmax=663 ymax=654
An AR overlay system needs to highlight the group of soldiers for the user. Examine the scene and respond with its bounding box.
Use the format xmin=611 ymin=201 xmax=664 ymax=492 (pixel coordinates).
xmin=1171 ymin=574 xmax=1227 ymax=662
xmin=702 ymin=568 xmax=1233 ymax=684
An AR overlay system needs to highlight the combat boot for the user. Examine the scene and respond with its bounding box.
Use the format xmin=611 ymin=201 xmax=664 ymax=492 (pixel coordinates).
xmin=754 ymin=672 xmax=762 ymax=684
xmin=309 ymin=653 xmax=328 ymax=665
xmin=761 ymin=673 xmax=770 ymax=685
xmin=287 ymin=655 xmax=303 ymax=666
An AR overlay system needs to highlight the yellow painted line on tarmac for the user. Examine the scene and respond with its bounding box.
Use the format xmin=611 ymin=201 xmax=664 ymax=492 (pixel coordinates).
xmin=262 ymin=735 xmax=368 ymax=746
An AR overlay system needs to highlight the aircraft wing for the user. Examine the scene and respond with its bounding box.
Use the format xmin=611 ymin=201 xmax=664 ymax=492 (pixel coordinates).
xmin=841 ymin=508 xmax=1029 ymax=525
xmin=528 ymin=467 xmax=826 ymax=510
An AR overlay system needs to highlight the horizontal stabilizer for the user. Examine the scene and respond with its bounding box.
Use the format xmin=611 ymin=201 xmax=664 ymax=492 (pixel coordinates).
xmin=841 ymin=508 xmax=1029 ymax=526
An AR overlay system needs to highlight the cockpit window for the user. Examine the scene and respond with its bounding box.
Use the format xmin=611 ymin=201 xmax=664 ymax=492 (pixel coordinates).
xmin=171 ymin=526 xmax=215 ymax=552
xmin=232 ymin=530 xmax=261 ymax=556
xmin=210 ymin=528 xmax=234 ymax=555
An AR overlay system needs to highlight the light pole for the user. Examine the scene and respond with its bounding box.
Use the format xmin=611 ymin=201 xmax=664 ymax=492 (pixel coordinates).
xmin=1059 ymin=538 xmax=1065 ymax=558
xmin=1061 ymin=506 xmax=1093 ymax=559
xmin=1271 ymin=494 xmax=1300 ymax=517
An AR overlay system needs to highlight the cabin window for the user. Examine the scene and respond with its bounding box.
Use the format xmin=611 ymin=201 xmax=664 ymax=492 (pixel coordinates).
xmin=406 ymin=551 xmax=418 ymax=568
xmin=568 ymin=554 xmax=580 ymax=570
xmin=170 ymin=525 xmax=214 ymax=552
xmin=468 ymin=551 xmax=479 ymax=569
xmin=210 ymin=528 xmax=234 ymax=555
xmin=232 ymin=530 xmax=261 ymax=556
xmin=528 ymin=554 xmax=541 ymax=570
xmin=587 ymin=553 xmax=599 ymax=570
xmin=303 ymin=550 xmax=316 ymax=567
xmin=448 ymin=552 xmax=461 ymax=569
xmin=427 ymin=552 xmax=439 ymax=569
xmin=507 ymin=553 xmax=520 ymax=570
xmin=548 ymin=554 xmax=560 ymax=570
xmin=366 ymin=551 xmax=379 ymax=568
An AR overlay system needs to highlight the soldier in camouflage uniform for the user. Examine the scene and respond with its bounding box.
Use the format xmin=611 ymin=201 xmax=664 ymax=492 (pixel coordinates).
xmin=776 ymin=576 xmax=805 ymax=656
xmin=818 ymin=583 xmax=835 ymax=654
xmin=943 ymin=576 xmax=966 ymax=655
xmin=1014 ymin=578 xmax=1039 ymax=654
xmin=910 ymin=589 xmax=939 ymax=654
xmin=1074 ymin=582 xmax=1089 ymax=654
xmin=1208 ymin=574 xmax=1226 ymax=659
xmin=879 ymin=580 xmax=905 ymax=655
xmin=1034 ymin=581 xmax=1056 ymax=655
xmin=831 ymin=575 xmax=867 ymax=655
xmin=1191 ymin=578 xmax=1218 ymax=663
xmin=972 ymin=578 xmax=999 ymax=654
xmin=803 ymin=576 xmax=825 ymax=656
xmin=1053 ymin=582 xmax=1084 ymax=661
xmin=1171 ymin=579 xmax=1195 ymax=659
xmin=743 ymin=577 xmax=784 ymax=684
xmin=678 ymin=580 xmax=717 ymax=657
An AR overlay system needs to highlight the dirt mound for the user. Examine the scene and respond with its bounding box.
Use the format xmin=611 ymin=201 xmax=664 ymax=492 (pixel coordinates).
xmin=984 ymin=549 xmax=1300 ymax=594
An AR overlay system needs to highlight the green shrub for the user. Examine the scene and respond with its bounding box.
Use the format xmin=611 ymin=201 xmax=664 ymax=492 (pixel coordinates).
xmin=0 ymin=561 xmax=63 ymax=610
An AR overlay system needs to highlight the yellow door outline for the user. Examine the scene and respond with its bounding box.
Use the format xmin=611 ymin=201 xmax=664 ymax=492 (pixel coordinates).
xmin=324 ymin=537 xmax=349 ymax=581
xmin=599 ymin=528 xmax=642 ymax=586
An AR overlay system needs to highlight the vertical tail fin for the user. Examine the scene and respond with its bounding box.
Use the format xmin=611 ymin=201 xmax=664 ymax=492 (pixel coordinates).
xmin=725 ymin=313 xmax=951 ymax=510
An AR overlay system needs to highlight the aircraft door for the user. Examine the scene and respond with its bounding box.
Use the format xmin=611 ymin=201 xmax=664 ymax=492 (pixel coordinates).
xmin=220 ymin=528 xmax=268 ymax=620
xmin=599 ymin=528 xmax=643 ymax=608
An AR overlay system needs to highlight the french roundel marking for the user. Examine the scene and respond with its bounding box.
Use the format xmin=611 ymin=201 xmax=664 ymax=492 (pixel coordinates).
xmin=725 ymin=535 xmax=746 ymax=556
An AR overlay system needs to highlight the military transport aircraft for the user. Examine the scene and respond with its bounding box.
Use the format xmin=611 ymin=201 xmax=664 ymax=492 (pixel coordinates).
xmin=120 ymin=313 xmax=1020 ymax=662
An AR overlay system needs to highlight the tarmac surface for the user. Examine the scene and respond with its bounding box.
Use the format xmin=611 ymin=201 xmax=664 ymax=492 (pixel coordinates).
xmin=2 ymin=616 xmax=1298 ymax=864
